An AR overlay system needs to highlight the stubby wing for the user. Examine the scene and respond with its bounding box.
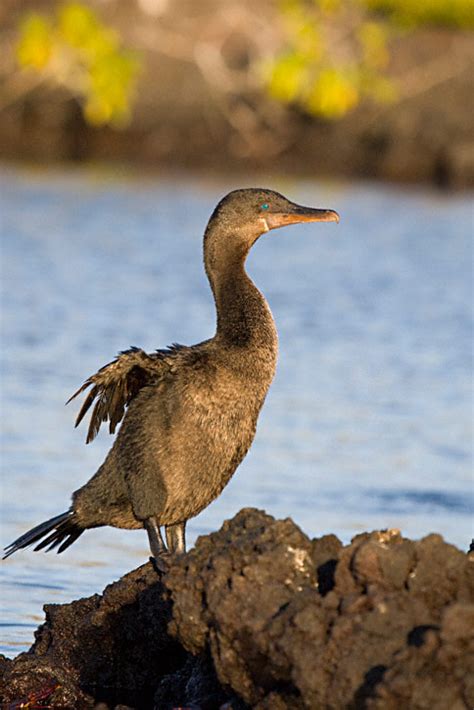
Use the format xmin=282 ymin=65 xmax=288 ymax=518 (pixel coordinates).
xmin=67 ymin=347 xmax=169 ymax=443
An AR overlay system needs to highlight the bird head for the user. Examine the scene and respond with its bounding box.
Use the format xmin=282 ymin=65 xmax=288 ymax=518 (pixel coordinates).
xmin=207 ymin=188 xmax=339 ymax=246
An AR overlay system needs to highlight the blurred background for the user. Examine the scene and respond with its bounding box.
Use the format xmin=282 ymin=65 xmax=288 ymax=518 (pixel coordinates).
xmin=0 ymin=0 xmax=473 ymax=655
xmin=1 ymin=0 xmax=473 ymax=184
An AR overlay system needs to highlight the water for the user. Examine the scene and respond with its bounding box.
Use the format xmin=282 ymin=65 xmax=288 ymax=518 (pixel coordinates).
xmin=0 ymin=164 xmax=472 ymax=656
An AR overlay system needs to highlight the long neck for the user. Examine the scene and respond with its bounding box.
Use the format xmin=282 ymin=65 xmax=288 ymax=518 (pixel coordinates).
xmin=204 ymin=229 xmax=278 ymax=354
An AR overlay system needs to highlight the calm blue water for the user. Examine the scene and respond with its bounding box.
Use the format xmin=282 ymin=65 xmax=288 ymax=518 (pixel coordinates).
xmin=0 ymin=164 xmax=472 ymax=656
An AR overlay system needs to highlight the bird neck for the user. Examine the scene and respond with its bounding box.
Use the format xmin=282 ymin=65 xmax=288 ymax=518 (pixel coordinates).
xmin=204 ymin=232 xmax=277 ymax=353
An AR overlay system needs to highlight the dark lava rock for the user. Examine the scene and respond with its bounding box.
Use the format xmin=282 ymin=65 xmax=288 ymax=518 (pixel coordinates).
xmin=0 ymin=563 xmax=186 ymax=709
xmin=1 ymin=508 xmax=473 ymax=709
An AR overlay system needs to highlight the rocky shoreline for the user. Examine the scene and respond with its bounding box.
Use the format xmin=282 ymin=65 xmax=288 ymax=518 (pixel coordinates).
xmin=1 ymin=508 xmax=473 ymax=709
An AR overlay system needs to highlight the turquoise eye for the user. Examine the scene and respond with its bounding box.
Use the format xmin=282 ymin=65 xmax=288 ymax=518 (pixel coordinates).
xmin=261 ymin=203 xmax=269 ymax=210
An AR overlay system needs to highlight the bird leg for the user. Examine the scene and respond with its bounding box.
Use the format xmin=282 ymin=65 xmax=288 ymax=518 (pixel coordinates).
xmin=144 ymin=517 xmax=169 ymax=572
xmin=165 ymin=522 xmax=186 ymax=555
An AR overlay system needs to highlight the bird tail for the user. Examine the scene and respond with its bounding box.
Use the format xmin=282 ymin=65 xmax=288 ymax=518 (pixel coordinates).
xmin=3 ymin=510 xmax=84 ymax=559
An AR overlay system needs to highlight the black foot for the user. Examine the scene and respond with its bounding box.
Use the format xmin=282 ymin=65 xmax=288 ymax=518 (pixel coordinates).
xmin=149 ymin=554 xmax=170 ymax=575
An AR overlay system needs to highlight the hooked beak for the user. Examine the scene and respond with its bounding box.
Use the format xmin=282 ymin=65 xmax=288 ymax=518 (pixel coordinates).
xmin=265 ymin=206 xmax=340 ymax=230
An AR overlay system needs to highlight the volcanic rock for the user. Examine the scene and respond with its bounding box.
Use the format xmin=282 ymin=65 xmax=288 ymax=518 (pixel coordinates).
xmin=1 ymin=508 xmax=472 ymax=709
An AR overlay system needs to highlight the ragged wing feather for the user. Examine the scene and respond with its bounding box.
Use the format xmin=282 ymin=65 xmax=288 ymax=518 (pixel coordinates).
xmin=67 ymin=346 xmax=173 ymax=443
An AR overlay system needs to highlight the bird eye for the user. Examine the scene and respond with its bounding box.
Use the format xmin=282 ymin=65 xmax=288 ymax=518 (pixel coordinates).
xmin=261 ymin=203 xmax=269 ymax=210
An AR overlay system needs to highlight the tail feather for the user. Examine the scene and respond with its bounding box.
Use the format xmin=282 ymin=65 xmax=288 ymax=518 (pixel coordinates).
xmin=3 ymin=511 xmax=84 ymax=559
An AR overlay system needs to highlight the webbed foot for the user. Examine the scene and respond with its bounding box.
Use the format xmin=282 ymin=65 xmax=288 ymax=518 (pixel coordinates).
xmin=149 ymin=554 xmax=170 ymax=575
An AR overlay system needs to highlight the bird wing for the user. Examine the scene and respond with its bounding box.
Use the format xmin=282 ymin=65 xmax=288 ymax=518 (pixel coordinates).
xmin=67 ymin=346 xmax=174 ymax=443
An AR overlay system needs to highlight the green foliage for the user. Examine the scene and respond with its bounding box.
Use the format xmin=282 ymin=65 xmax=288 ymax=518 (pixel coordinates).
xmin=266 ymin=0 xmax=472 ymax=120
xmin=365 ymin=0 xmax=474 ymax=29
xmin=266 ymin=0 xmax=397 ymax=120
xmin=16 ymin=2 xmax=142 ymax=127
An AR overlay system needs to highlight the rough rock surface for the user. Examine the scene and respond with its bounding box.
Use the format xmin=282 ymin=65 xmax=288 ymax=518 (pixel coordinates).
xmin=0 ymin=563 xmax=186 ymax=709
xmin=1 ymin=508 xmax=473 ymax=709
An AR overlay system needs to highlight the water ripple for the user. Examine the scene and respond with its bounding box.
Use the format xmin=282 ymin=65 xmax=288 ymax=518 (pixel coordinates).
xmin=1 ymin=165 xmax=472 ymax=655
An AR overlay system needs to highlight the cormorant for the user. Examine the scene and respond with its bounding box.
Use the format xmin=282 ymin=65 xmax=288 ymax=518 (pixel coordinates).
xmin=4 ymin=188 xmax=339 ymax=570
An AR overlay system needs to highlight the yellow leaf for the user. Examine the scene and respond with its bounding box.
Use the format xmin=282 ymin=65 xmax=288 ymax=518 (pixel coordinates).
xmin=306 ymin=68 xmax=359 ymax=117
xmin=16 ymin=15 xmax=53 ymax=69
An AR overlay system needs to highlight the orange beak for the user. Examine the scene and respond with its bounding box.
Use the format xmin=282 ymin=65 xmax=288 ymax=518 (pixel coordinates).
xmin=265 ymin=207 xmax=339 ymax=230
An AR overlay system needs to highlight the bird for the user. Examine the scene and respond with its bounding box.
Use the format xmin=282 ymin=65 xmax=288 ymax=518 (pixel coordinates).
xmin=4 ymin=188 xmax=339 ymax=570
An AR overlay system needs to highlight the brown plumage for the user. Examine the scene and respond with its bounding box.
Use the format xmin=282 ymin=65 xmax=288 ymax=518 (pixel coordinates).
xmin=67 ymin=345 xmax=180 ymax=443
xmin=4 ymin=188 xmax=339 ymax=569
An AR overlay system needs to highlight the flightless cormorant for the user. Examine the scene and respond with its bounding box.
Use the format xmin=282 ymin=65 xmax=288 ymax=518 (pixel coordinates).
xmin=4 ymin=188 xmax=339 ymax=570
